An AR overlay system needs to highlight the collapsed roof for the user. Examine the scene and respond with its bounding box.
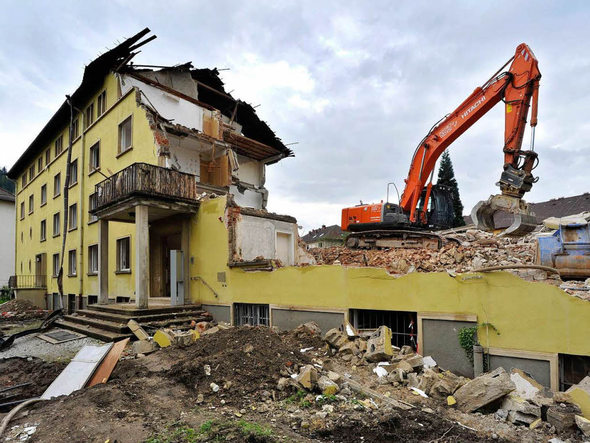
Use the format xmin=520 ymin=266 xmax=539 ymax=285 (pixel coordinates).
xmin=9 ymin=28 xmax=292 ymax=179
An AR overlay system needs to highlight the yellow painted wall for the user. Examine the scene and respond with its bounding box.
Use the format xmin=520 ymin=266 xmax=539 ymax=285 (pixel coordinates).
xmin=190 ymin=196 xmax=590 ymax=358
xmin=14 ymin=73 xmax=159 ymax=300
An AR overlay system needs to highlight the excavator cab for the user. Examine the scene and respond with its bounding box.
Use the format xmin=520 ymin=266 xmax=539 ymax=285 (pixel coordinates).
xmin=418 ymin=185 xmax=454 ymax=230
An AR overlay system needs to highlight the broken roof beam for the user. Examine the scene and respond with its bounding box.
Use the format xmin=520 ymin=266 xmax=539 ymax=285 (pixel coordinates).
xmin=223 ymin=131 xmax=283 ymax=161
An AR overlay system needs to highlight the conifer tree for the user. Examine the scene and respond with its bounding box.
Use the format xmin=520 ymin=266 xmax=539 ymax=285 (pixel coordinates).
xmin=437 ymin=151 xmax=465 ymax=227
xmin=0 ymin=167 xmax=15 ymax=194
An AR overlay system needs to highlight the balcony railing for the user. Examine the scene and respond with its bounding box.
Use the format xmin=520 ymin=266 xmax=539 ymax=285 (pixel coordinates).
xmin=94 ymin=163 xmax=199 ymax=211
xmin=9 ymin=275 xmax=47 ymax=289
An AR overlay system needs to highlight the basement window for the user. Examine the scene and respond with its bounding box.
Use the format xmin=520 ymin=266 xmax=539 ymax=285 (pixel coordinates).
xmin=559 ymin=354 xmax=590 ymax=391
xmin=350 ymin=309 xmax=418 ymax=350
xmin=234 ymin=303 xmax=269 ymax=327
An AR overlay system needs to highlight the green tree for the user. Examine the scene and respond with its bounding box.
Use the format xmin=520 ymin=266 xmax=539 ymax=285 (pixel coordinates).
xmin=0 ymin=167 xmax=15 ymax=194
xmin=437 ymin=151 xmax=465 ymax=227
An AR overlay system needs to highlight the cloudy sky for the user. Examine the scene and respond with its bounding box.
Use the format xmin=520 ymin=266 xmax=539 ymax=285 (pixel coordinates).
xmin=1 ymin=1 xmax=589 ymax=233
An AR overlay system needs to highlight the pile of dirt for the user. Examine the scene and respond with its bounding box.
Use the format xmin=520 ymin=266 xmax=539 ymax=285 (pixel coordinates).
xmin=167 ymin=326 xmax=319 ymax=405
xmin=0 ymin=299 xmax=49 ymax=321
xmin=0 ymin=357 xmax=66 ymax=402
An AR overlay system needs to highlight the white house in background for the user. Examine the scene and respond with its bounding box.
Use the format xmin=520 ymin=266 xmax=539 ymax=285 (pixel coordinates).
xmin=0 ymin=187 xmax=15 ymax=288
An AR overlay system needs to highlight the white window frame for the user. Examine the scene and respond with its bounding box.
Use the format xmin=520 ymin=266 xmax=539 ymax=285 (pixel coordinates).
xmin=40 ymin=184 xmax=47 ymax=206
xmin=53 ymin=212 xmax=60 ymax=237
xmin=97 ymin=90 xmax=106 ymax=116
xmin=88 ymin=244 xmax=98 ymax=275
xmin=68 ymin=249 xmax=77 ymax=276
xmin=40 ymin=219 xmax=46 ymax=242
xmin=118 ymin=116 xmax=132 ymax=154
xmin=28 ymin=194 xmax=34 ymax=214
xmin=116 ymin=237 xmax=131 ymax=272
xmin=68 ymin=203 xmax=77 ymax=231
xmin=89 ymin=142 xmax=100 ymax=171
xmin=68 ymin=159 xmax=78 ymax=186
xmin=52 ymin=253 xmax=59 ymax=277
xmin=54 ymin=173 xmax=61 ymax=197
xmin=89 ymin=192 xmax=98 ymax=223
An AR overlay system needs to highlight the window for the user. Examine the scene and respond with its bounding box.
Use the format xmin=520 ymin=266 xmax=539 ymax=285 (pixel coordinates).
xmin=21 ymin=175 xmax=27 ymax=188
xmin=89 ymin=142 xmax=100 ymax=171
xmin=68 ymin=203 xmax=77 ymax=230
xmin=55 ymin=135 xmax=63 ymax=156
xmin=54 ymin=173 xmax=61 ymax=197
xmin=89 ymin=192 xmax=98 ymax=223
xmin=20 ymin=202 xmax=24 ymax=220
xmin=40 ymin=219 xmax=46 ymax=242
xmin=28 ymin=194 xmax=34 ymax=214
xmin=41 ymin=184 xmax=47 ymax=206
xmin=350 ymin=309 xmax=418 ymax=349
xmin=85 ymin=104 xmax=94 ymax=128
xmin=52 ymin=253 xmax=60 ymax=277
xmin=116 ymin=237 xmax=130 ymax=272
xmin=118 ymin=116 xmax=132 ymax=153
xmin=68 ymin=249 xmax=77 ymax=276
xmin=68 ymin=159 xmax=78 ymax=186
xmin=38 ymin=157 xmax=43 ymax=172
xmin=53 ymin=212 xmax=60 ymax=237
xmin=45 ymin=149 xmax=51 ymax=165
xmin=234 ymin=303 xmax=270 ymax=326
xmin=29 ymin=165 xmax=35 ymax=181
xmin=71 ymin=118 xmax=79 ymax=140
xmin=97 ymin=91 xmax=106 ymax=116
xmin=88 ymin=244 xmax=98 ymax=275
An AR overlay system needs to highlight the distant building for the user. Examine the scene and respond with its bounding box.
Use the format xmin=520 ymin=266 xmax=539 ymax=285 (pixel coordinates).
xmin=302 ymin=224 xmax=345 ymax=249
xmin=464 ymin=193 xmax=590 ymax=226
xmin=0 ymin=187 xmax=15 ymax=288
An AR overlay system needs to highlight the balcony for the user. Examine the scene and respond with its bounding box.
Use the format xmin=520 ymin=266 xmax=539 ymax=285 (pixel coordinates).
xmin=92 ymin=163 xmax=201 ymax=222
xmin=9 ymin=275 xmax=47 ymax=289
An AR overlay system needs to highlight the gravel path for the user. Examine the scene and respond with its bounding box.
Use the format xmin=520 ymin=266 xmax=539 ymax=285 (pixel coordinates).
xmin=0 ymin=329 xmax=104 ymax=361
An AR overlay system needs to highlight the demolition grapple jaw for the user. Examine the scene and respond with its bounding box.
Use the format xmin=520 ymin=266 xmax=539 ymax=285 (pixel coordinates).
xmin=471 ymin=194 xmax=537 ymax=237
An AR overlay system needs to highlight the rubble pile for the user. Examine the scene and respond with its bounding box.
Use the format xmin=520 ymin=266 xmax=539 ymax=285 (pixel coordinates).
xmin=0 ymin=299 xmax=48 ymax=322
xmin=300 ymin=322 xmax=590 ymax=439
xmin=309 ymin=229 xmax=543 ymax=277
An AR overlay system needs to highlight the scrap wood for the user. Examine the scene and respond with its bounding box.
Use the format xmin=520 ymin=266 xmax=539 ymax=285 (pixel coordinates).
xmin=86 ymin=338 xmax=130 ymax=388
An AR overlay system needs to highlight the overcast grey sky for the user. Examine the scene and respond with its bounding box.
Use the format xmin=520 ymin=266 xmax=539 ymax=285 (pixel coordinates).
xmin=1 ymin=1 xmax=589 ymax=232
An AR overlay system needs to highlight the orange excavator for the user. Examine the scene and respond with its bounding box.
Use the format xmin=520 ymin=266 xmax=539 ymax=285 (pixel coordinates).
xmin=342 ymin=43 xmax=541 ymax=249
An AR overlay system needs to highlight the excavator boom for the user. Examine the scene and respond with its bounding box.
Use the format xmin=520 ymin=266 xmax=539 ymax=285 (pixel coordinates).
xmin=399 ymin=43 xmax=541 ymax=235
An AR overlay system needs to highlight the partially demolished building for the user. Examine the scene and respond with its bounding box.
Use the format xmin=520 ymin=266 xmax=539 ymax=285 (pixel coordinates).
xmin=8 ymin=29 xmax=590 ymax=393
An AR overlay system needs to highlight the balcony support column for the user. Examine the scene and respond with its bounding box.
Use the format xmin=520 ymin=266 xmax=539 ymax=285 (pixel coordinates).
xmin=98 ymin=219 xmax=109 ymax=305
xmin=135 ymin=205 xmax=150 ymax=309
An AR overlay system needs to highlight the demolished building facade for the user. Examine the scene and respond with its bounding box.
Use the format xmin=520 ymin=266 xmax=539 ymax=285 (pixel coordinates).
xmin=7 ymin=29 xmax=590 ymax=393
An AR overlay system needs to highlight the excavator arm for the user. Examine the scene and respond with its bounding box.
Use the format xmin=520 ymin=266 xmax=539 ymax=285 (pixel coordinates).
xmin=399 ymin=43 xmax=541 ymax=235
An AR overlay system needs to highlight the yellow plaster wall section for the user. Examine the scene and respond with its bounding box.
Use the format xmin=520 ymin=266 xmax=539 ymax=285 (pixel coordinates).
xmin=190 ymin=196 xmax=590 ymax=358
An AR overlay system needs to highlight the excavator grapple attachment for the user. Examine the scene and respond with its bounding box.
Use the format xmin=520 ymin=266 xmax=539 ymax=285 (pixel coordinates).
xmin=471 ymin=194 xmax=537 ymax=237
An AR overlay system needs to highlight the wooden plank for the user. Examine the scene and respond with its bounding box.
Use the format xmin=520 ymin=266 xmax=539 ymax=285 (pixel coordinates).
xmin=41 ymin=343 xmax=113 ymax=399
xmin=128 ymin=319 xmax=150 ymax=340
xmin=86 ymin=338 xmax=130 ymax=387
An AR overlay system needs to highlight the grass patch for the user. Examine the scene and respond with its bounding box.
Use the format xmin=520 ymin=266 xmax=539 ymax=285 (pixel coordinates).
xmin=145 ymin=419 xmax=275 ymax=442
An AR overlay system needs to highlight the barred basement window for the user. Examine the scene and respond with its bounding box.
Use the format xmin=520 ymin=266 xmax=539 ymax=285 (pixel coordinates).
xmin=350 ymin=309 xmax=418 ymax=350
xmin=234 ymin=303 xmax=269 ymax=327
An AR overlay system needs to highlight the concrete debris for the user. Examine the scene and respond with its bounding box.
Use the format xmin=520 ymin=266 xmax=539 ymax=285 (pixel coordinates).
xmin=500 ymin=393 xmax=541 ymax=425
xmin=324 ymin=328 xmax=348 ymax=350
xmin=296 ymin=365 xmax=318 ymax=390
xmin=423 ymin=356 xmax=437 ymax=369
xmin=365 ymin=326 xmax=394 ymax=362
xmin=546 ymin=403 xmax=581 ymax=431
xmin=294 ymin=321 xmax=322 ymax=337
xmin=132 ymin=339 xmax=157 ymax=355
xmin=575 ymin=414 xmax=590 ymax=437
xmin=317 ymin=375 xmax=339 ymax=395
xmin=566 ymin=375 xmax=590 ymax=419
xmin=453 ymin=367 xmax=515 ymax=413
xmin=153 ymin=330 xmax=173 ymax=348
xmin=127 ymin=319 xmax=150 ymax=341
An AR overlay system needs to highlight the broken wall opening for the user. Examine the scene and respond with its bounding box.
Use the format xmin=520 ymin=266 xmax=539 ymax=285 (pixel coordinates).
xmin=559 ymin=353 xmax=590 ymax=391
xmin=234 ymin=303 xmax=269 ymax=327
xmin=350 ymin=309 xmax=417 ymax=349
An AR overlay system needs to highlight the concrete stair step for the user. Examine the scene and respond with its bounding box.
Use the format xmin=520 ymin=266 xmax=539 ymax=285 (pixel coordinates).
xmin=63 ymin=314 xmax=128 ymax=333
xmin=76 ymin=308 xmax=208 ymax=324
xmin=87 ymin=304 xmax=205 ymax=316
xmin=54 ymin=319 xmax=132 ymax=342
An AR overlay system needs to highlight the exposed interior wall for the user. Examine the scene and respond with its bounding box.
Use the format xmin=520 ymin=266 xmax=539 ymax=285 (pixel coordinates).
xmin=233 ymin=214 xmax=297 ymax=264
xmin=0 ymin=200 xmax=15 ymax=287
xmin=189 ymin=196 xmax=590 ymax=370
xmin=421 ymin=319 xmax=476 ymax=378
xmin=229 ymin=186 xmax=264 ymax=209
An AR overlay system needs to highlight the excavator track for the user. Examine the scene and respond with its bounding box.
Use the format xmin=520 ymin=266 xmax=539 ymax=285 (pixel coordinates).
xmin=346 ymin=229 xmax=458 ymax=250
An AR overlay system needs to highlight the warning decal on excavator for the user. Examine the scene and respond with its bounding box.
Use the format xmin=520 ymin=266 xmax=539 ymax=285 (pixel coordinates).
xmin=506 ymin=104 xmax=512 ymax=113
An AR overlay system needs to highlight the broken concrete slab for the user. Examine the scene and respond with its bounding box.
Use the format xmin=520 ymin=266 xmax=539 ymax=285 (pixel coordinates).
xmin=324 ymin=328 xmax=348 ymax=349
xmin=296 ymin=365 xmax=318 ymax=390
xmin=295 ymin=321 xmax=322 ymax=336
xmin=566 ymin=376 xmax=590 ymax=419
xmin=454 ymin=367 xmax=515 ymax=413
xmin=501 ymin=393 xmax=541 ymax=425
xmin=387 ymin=367 xmax=406 ymax=384
xmin=318 ymin=376 xmax=339 ymax=395
xmin=575 ymin=414 xmax=590 ymax=437
xmin=127 ymin=319 xmax=150 ymax=341
xmin=132 ymin=339 xmax=157 ymax=355
xmin=365 ymin=326 xmax=394 ymax=362
xmin=407 ymin=372 xmax=420 ymax=388
xmin=338 ymin=341 xmax=360 ymax=356
xmin=342 ymin=319 xmax=359 ymax=338
xmin=402 ymin=354 xmax=424 ymax=371
xmin=153 ymin=329 xmax=173 ymax=348
xmin=547 ymin=404 xmax=581 ymax=432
